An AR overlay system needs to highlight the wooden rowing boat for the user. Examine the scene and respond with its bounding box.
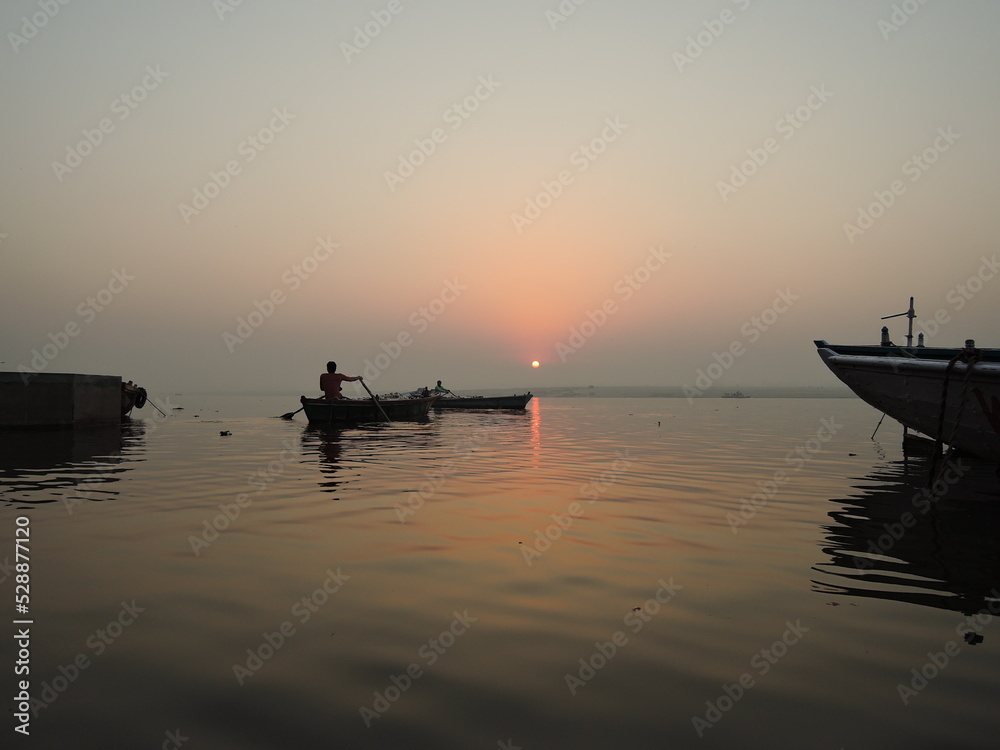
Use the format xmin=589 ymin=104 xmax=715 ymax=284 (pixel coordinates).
xmin=298 ymin=394 xmax=438 ymax=424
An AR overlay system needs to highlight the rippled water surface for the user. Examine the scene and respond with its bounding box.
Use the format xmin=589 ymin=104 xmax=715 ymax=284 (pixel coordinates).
xmin=3 ymin=396 xmax=1000 ymax=749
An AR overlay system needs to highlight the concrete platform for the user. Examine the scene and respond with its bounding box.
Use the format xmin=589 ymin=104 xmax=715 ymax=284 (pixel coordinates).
xmin=0 ymin=372 xmax=123 ymax=427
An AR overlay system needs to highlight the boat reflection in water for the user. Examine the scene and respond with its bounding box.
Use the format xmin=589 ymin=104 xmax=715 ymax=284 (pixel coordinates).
xmin=812 ymin=453 xmax=1000 ymax=616
xmin=0 ymin=421 xmax=144 ymax=508
xmin=299 ymin=425 xmax=350 ymax=496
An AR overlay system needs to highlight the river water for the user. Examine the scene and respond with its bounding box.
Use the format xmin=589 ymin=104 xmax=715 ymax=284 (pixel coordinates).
xmin=2 ymin=396 xmax=999 ymax=749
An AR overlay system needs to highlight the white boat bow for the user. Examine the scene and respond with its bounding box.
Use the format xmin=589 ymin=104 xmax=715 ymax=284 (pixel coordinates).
xmin=817 ymin=345 xmax=1000 ymax=461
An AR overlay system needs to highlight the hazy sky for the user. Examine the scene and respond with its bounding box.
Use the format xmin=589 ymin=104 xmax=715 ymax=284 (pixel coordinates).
xmin=2 ymin=0 xmax=998 ymax=395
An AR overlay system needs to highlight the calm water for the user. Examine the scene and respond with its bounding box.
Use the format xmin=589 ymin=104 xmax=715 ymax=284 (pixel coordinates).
xmin=3 ymin=396 xmax=1000 ymax=749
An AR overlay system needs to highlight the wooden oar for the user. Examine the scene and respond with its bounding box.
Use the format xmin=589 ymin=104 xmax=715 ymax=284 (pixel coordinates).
xmin=278 ymin=405 xmax=303 ymax=420
xmin=359 ymin=378 xmax=392 ymax=422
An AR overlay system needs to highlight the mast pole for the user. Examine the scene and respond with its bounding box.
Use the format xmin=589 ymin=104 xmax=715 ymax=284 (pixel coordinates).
xmin=906 ymin=296 xmax=914 ymax=347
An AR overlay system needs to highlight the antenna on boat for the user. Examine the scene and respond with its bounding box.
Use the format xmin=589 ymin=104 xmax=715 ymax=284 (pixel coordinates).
xmin=881 ymin=296 xmax=915 ymax=347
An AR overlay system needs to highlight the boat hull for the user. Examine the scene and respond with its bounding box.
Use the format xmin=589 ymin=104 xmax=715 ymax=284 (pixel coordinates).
xmin=121 ymin=382 xmax=147 ymax=418
xmin=299 ymin=395 xmax=438 ymax=424
xmin=816 ymin=346 xmax=1000 ymax=460
xmin=815 ymin=339 xmax=1000 ymax=363
xmin=433 ymin=393 xmax=533 ymax=410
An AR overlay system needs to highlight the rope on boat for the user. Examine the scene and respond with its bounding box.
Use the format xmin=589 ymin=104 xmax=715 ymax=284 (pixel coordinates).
xmin=928 ymin=343 xmax=981 ymax=484
xmin=870 ymin=411 xmax=887 ymax=440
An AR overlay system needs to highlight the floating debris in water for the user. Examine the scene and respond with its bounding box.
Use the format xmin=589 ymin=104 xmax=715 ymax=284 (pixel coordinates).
xmin=220 ymin=431 xmax=231 ymax=436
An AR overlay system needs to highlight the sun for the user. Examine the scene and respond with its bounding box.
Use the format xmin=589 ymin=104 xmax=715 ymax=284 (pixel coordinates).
xmin=531 ymin=360 xmax=540 ymax=368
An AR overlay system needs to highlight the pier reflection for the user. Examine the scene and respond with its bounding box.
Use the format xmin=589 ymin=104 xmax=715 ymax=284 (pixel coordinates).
xmin=812 ymin=455 xmax=1000 ymax=616
xmin=0 ymin=421 xmax=145 ymax=508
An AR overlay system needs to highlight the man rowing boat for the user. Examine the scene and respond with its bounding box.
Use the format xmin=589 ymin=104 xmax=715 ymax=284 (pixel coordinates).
xmin=320 ymin=361 xmax=362 ymax=400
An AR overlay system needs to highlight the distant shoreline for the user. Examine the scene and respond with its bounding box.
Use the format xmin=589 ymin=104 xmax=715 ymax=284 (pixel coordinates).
xmin=181 ymin=385 xmax=855 ymax=399
xmin=477 ymin=385 xmax=855 ymax=399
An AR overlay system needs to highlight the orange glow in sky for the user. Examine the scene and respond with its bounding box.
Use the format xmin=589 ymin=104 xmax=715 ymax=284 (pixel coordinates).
xmin=2 ymin=2 xmax=997 ymax=393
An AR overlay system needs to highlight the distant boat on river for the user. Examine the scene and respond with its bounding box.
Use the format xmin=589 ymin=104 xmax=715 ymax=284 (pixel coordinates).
xmin=434 ymin=393 xmax=533 ymax=410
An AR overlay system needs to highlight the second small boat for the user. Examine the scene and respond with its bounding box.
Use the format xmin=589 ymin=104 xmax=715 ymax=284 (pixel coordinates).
xmin=433 ymin=393 xmax=533 ymax=410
